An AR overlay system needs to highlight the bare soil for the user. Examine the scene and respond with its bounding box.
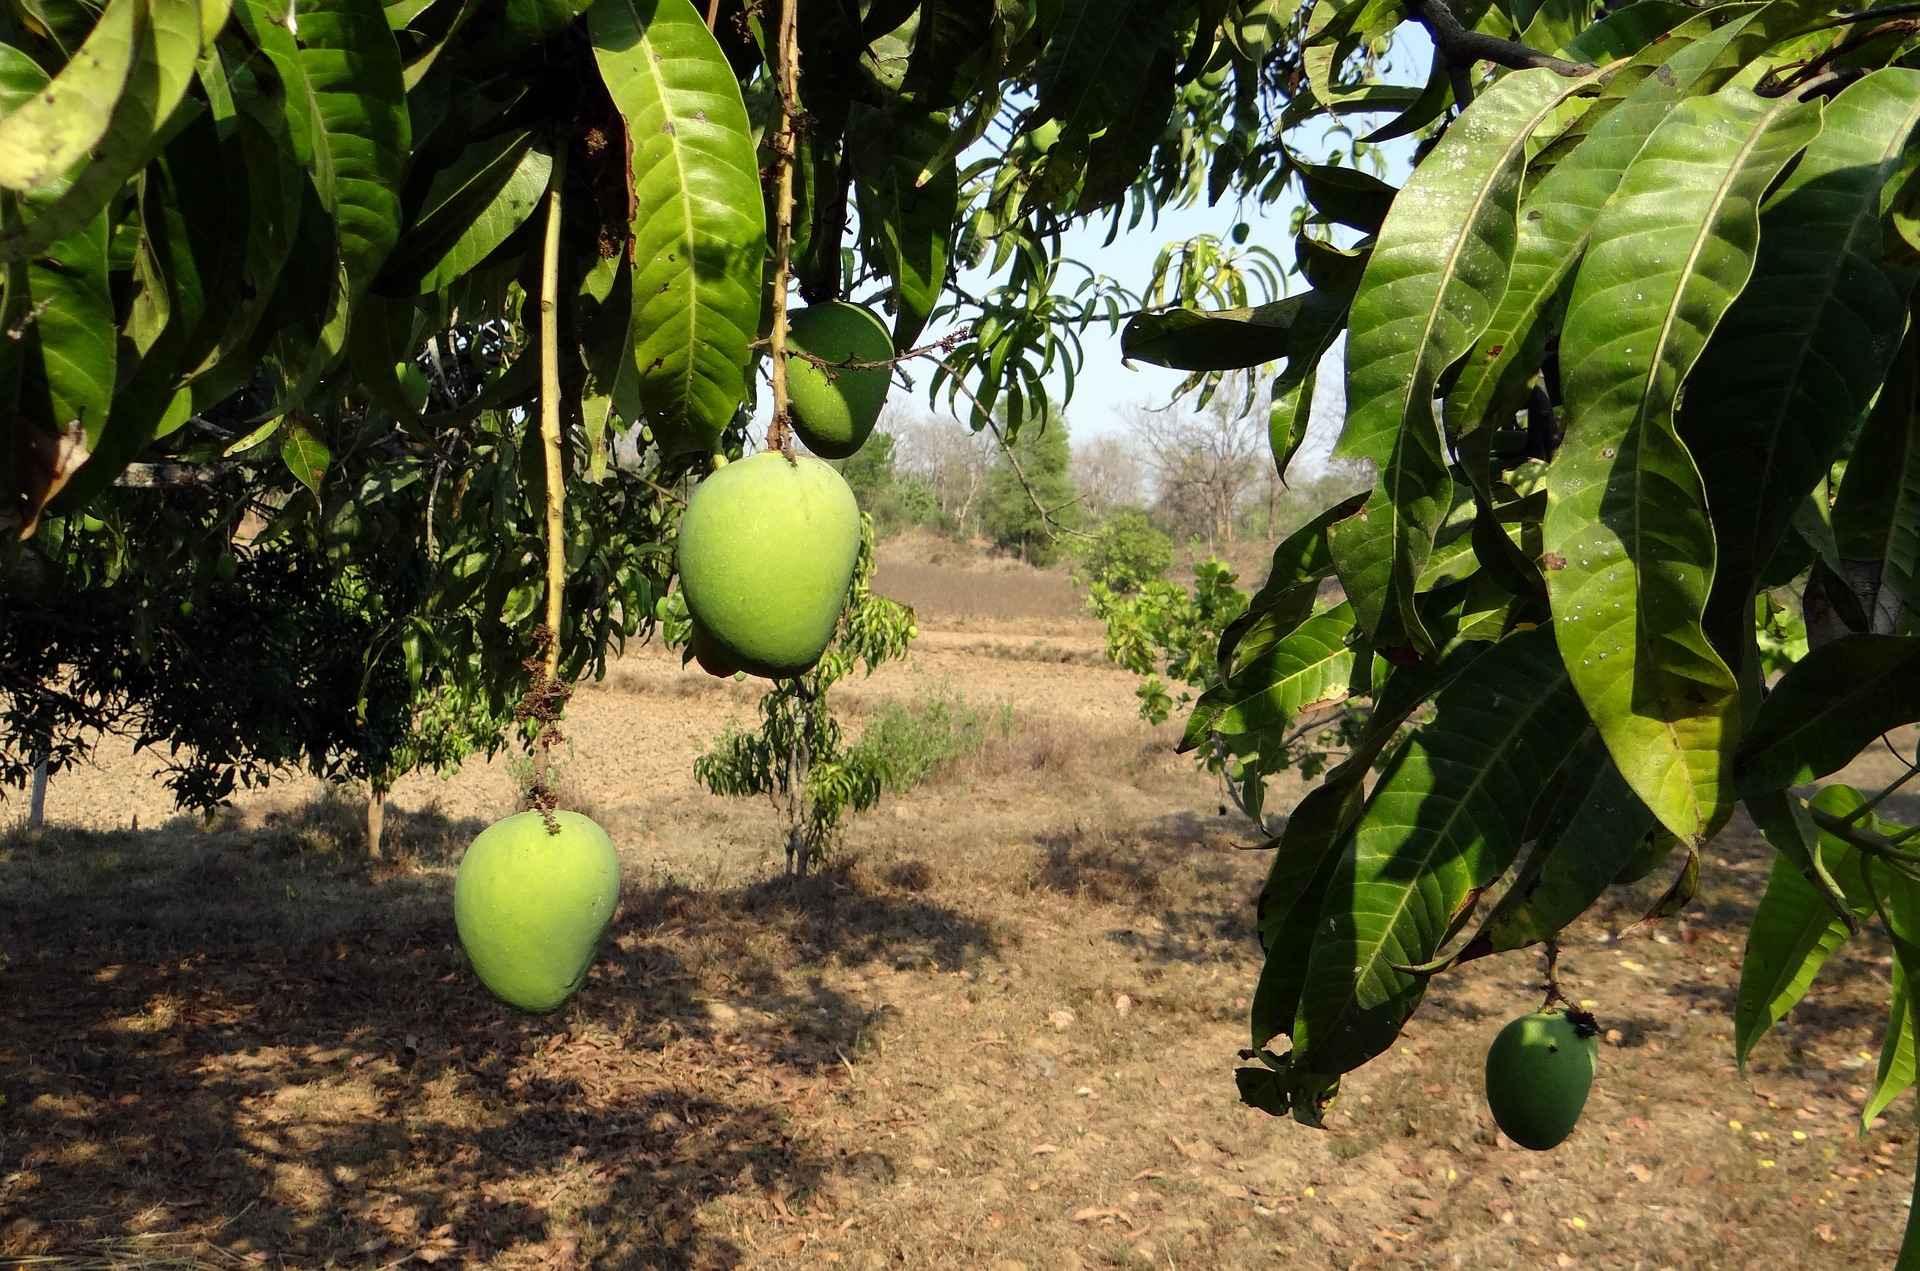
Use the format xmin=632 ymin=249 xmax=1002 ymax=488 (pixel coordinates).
xmin=2 ymin=543 xmax=1914 ymax=1268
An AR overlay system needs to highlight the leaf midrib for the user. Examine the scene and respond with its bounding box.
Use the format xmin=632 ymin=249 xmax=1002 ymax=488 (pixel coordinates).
xmin=1314 ymin=654 xmax=1574 ymax=1040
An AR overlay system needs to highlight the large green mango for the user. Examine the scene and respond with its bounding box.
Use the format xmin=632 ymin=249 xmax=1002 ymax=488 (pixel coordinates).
xmin=454 ymin=811 xmax=620 ymax=1012
xmin=675 ymin=451 xmax=861 ymax=677
xmin=785 ymin=302 xmax=892 ymax=459
xmin=1484 ymin=1008 xmax=1598 ymax=1150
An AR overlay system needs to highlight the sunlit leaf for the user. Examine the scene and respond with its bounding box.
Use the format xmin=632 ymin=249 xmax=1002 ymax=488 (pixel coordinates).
xmin=1545 ymin=86 xmax=1820 ymax=844
xmin=591 ymin=0 xmax=765 ymax=453
xmin=1330 ymin=66 xmax=1601 ymax=654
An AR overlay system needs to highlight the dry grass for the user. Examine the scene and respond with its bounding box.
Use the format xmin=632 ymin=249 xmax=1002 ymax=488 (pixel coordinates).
xmin=4 ymin=547 xmax=1916 ymax=1268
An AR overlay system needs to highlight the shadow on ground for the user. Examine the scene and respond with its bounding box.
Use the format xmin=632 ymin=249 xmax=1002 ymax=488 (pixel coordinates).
xmin=0 ymin=795 xmax=995 ymax=1266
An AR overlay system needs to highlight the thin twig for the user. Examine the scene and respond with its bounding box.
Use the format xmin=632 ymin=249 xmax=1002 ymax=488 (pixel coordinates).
xmin=1757 ymin=23 xmax=1919 ymax=95
xmin=764 ymin=0 xmax=801 ymax=458
xmin=1413 ymin=0 xmax=1592 ymax=76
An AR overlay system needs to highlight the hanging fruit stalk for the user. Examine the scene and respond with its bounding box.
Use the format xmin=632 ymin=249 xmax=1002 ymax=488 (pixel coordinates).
xmin=528 ymin=143 xmax=572 ymax=823
xmin=764 ymin=0 xmax=801 ymax=457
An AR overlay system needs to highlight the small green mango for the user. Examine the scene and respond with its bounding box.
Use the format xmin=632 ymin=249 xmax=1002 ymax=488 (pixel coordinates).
xmin=1485 ymin=1008 xmax=1598 ymax=1150
xmin=675 ymin=451 xmax=861 ymax=678
xmin=785 ymin=302 xmax=892 ymax=459
xmin=454 ymin=810 xmax=620 ymax=1012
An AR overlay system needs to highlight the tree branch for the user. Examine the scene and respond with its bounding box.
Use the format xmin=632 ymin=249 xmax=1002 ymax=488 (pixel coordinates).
xmin=1413 ymin=0 xmax=1592 ymax=78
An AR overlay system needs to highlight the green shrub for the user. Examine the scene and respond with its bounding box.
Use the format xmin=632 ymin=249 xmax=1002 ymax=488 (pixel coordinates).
xmin=1072 ymin=510 xmax=1173 ymax=594
xmin=850 ymin=691 xmax=1009 ymax=792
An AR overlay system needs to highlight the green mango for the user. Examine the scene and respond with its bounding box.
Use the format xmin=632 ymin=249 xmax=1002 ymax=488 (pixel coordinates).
xmin=454 ymin=810 xmax=620 ymax=1012
xmin=1484 ymin=1008 xmax=1598 ymax=1150
xmin=675 ymin=451 xmax=860 ymax=678
xmin=784 ymin=302 xmax=892 ymax=459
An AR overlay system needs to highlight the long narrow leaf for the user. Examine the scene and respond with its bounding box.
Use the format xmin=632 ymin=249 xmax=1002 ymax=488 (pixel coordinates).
xmin=1685 ymin=68 xmax=1920 ymax=652
xmin=591 ymin=0 xmax=764 ymax=453
xmin=1739 ymin=635 xmax=1920 ymax=794
xmin=1329 ymin=66 xmax=1600 ymax=654
xmin=1292 ymin=626 xmax=1593 ymax=1077
xmin=1544 ymin=86 xmax=1821 ymax=844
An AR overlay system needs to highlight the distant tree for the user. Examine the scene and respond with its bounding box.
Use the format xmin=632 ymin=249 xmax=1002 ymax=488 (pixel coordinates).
xmin=1129 ymin=389 xmax=1266 ymax=550
xmin=1072 ymin=510 xmax=1172 ymax=595
xmin=892 ymin=414 xmax=995 ymax=536
xmin=982 ymin=413 xmax=1079 ymax=566
xmin=1073 ymin=435 xmax=1147 ymax=519
xmin=834 ymin=432 xmax=898 ymax=507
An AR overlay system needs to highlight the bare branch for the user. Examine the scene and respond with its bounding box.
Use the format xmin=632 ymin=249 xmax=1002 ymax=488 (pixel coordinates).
xmin=1413 ymin=0 xmax=1593 ymax=77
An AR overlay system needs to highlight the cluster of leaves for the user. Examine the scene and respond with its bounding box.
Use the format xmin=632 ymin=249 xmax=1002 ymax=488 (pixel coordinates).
xmin=1119 ymin=0 xmax=1920 ymax=1232
xmin=686 ymin=515 xmax=917 ymax=874
xmin=0 ymin=0 xmax=1379 ymax=817
xmin=1082 ymin=541 xmax=1361 ymax=824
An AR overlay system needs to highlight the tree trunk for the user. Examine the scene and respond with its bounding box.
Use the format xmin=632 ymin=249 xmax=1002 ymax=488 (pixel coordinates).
xmin=27 ymin=755 xmax=47 ymax=832
xmin=366 ymin=789 xmax=386 ymax=861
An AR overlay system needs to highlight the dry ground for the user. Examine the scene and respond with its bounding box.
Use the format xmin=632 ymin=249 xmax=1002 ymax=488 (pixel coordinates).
xmin=2 ymin=542 xmax=1915 ymax=1268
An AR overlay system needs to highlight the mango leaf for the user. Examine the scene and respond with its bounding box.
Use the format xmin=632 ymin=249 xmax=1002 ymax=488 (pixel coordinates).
xmin=1544 ymin=87 xmax=1821 ymax=845
xmin=1296 ymin=162 xmax=1397 ymax=235
xmin=1270 ymin=367 xmax=1316 ymax=480
xmin=1218 ymin=490 xmax=1368 ymax=677
xmin=903 ymin=0 xmax=992 ymax=107
xmin=0 ymin=0 xmax=142 ymax=191
xmin=280 ymin=417 xmax=330 ymax=494
xmin=1862 ymin=815 xmax=1920 ymax=1128
xmin=236 ymin=0 xmax=409 ymax=382
xmin=1182 ymin=602 xmax=1358 ymax=750
xmin=1123 ymin=295 xmax=1310 ymax=371
xmin=1251 ymin=828 xmax=1345 ymax=1050
xmin=183 ymin=55 xmax=303 ymax=388
xmin=591 ymin=0 xmax=764 ymax=452
xmin=0 ymin=0 xmax=221 ymax=264
xmin=1738 ymin=635 xmax=1920 ymax=794
xmin=1456 ymin=729 xmax=1655 ymax=961
xmin=1867 ymin=959 xmax=1916 ymax=1129
xmin=849 ymin=103 xmax=956 ymax=350
xmin=1686 ymin=69 xmax=1920 ymax=652
xmin=1447 ymin=13 xmax=1763 ymax=458
xmin=1733 ymin=831 xmax=1870 ymax=1073
xmin=1291 ymin=626 xmax=1593 ymax=1077
xmin=1329 ymin=67 xmax=1601 ymax=654
xmin=386 ymin=132 xmax=551 ymax=295
xmin=1831 ymin=325 xmax=1920 ymax=617
xmin=0 ymin=46 xmax=114 ymax=465
xmin=1031 ymin=0 xmax=1177 ymax=140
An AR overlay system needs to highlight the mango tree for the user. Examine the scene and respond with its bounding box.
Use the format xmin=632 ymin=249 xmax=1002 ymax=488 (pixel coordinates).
xmin=5 ymin=0 xmax=1920 ymax=1255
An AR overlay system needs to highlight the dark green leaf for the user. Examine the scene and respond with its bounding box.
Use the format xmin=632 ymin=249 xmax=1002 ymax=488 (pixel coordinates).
xmin=1291 ymin=626 xmax=1592 ymax=1077
xmin=281 ymin=417 xmax=331 ymax=494
xmin=1739 ymin=636 xmax=1920 ymax=794
xmin=1330 ymin=67 xmax=1601 ymax=654
xmin=1686 ymin=68 xmax=1920 ymax=654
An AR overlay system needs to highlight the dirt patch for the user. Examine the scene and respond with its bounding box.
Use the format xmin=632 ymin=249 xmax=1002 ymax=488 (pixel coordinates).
xmin=4 ymin=595 xmax=1915 ymax=1267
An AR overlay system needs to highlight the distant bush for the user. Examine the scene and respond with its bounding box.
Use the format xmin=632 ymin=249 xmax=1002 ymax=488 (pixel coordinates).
xmin=851 ymin=691 xmax=1011 ymax=792
xmin=1072 ymin=510 xmax=1173 ymax=594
